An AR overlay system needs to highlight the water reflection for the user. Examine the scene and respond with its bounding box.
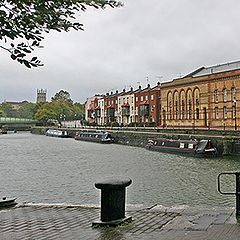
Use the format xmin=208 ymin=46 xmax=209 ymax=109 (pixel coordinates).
xmin=0 ymin=132 xmax=239 ymax=207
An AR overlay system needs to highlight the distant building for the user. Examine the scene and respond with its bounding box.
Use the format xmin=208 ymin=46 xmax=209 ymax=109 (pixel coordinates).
xmin=36 ymin=89 xmax=47 ymax=104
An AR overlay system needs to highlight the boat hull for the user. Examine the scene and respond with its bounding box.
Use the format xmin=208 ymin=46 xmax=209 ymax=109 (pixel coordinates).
xmin=0 ymin=198 xmax=17 ymax=208
xmin=145 ymin=138 xmax=218 ymax=157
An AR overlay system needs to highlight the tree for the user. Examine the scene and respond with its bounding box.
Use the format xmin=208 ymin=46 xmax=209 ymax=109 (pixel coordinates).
xmin=0 ymin=102 xmax=17 ymax=117
xmin=0 ymin=0 xmax=122 ymax=68
xmin=51 ymin=90 xmax=72 ymax=103
xmin=17 ymin=102 xmax=37 ymax=118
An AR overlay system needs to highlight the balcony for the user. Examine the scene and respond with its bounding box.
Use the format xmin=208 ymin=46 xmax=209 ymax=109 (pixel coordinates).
xmin=107 ymin=107 xmax=115 ymax=117
xmin=140 ymin=104 xmax=149 ymax=116
xmin=122 ymin=104 xmax=130 ymax=116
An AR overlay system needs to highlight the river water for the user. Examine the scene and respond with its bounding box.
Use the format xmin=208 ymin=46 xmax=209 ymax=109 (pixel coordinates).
xmin=0 ymin=132 xmax=240 ymax=208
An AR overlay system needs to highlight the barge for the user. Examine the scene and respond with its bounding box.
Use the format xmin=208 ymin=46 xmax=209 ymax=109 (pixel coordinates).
xmin=146 ymin=138 xmax=218 ymax=156
xmin=46 ymin=129 xmax=69 ymax=138
xmin=75 ymin=131 xmax=114 ymax=143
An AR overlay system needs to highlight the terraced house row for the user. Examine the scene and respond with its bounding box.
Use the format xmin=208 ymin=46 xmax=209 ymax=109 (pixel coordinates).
xmin=85 ymin=60 xmax=240 ymax=129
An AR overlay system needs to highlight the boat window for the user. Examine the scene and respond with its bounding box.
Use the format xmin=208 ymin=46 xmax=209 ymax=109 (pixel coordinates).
xmin=188 ymin=143 xmax=194 ymax=149
xmin=162 ymin=142 xmax=165 ymax=146
xmin=154 ymin=141 xmax=157 ymax=145
xmin=95 ymin=135 xmax=98 ymax=138
xmin=180 ymin=143 xmax=185 ymax=148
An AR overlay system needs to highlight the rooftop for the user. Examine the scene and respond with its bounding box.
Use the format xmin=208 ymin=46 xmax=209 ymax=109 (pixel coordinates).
xmin=185 ymin=60 xmax=240 ymax=78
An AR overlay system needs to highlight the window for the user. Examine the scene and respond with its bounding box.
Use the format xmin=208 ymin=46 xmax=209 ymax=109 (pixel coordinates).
xmin=188 ymin=99 xmax=192 ymax=119
xmin=181 ymin=99 xmax=185 ymax=119
xmin=136 ymin=97 xmax=138 ymax=102
xmin=151 ymin=95 xmax=154 ymax=100
xmin=169 ymin=99 xmax=172 ymax=120
xmin=132 ymin=97 xmax=134 ymax=103
xmin=168 ymin=92 xmax=173 ymax=120
xmin=232 ymin=87 xmax=237 ymax=102
xmin=175 ymin=100 xmax=178 ymax=119
xmin=151 ymin=106 xmax=154 ymax=112
xmin=215 ymin=107 xmax=219 ymax=119
xmin=214 ymin=90 xmax=218 ymax=103
xmin=145 ymin=95 xmax=148 ymax=101
xmin=136 ymin=107 xmax=138 ymax=115
xmin=141 ymin=96 xmax=143 ymax=101
xmin=223 ymin=88 xmax=227 ymax=102
xmin=233 ymin=105 xmax=236 ymax=119
xmin=180 ymin=91 xmax=185 ymax=120
xmin=196 ymin=108 xmax=200 ymax=120
xmin=223 ymin=106 xmax=227 ymax=119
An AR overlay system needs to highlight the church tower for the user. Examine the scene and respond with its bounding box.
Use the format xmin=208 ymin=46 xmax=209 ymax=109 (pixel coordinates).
xmin=36 ymin=89 xmax=47 ymax=104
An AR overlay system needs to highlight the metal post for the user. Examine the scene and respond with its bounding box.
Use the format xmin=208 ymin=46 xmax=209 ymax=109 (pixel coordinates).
xmin=93 ymin=177 xmax=132 ymax=226
xmin=236 ymin=172 xmax=240 ymax=216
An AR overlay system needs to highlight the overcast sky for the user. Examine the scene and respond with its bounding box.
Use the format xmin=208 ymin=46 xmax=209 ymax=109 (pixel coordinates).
xmin=1 ymin=0 xmax=240 ymax=103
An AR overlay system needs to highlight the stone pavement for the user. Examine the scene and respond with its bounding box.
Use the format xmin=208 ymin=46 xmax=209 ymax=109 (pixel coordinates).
xmin=0 ymin=203 xmax=240 ymax=240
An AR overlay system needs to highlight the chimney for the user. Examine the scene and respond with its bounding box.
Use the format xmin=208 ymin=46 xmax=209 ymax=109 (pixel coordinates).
xmin=106 ymin=93 xmax=109 ymax=96
xmin=116 ymin=90 xmax=118 ymax=94
xmin=130 ymin=87 xmax=133 ymax=91
xmin=147 ymin=84 xmax=150 ymax=88
xmin=111 ymin=91 xmax=113 ymax=95
xmin=123 ymin=89 xmax=125 ymax=92
xmin=139 ymin=85 xmax=141 ymax=90
xmin=157 ymin=82 xmax=160 ymax=86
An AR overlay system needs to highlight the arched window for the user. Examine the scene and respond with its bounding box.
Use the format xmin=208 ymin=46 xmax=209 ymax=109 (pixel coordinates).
xmin=186 ymin=90 xmax=192 ymax=119
xmin=173 ymin=91 xmax=179 ymax=120
xmin=167 ymin=92 xmax=173 ymax=120
xmin=180 ymin=91 xmax=185 ymax=119
xmin=193 ymin=88 xmax=200 ymax=120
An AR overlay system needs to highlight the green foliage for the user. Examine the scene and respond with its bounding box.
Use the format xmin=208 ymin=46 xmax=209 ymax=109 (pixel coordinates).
xmin=0 ymin=110 xmax=6 ymax=117
xmin=17 ymin=102 xmax=38 ymax=118
xmin=0 ymin=0 xmax=122 ymax=67
xmin=0 ymin=102 xmax=17 ymax=117
xmin=0 ymin=101 xmax=38 ymax=118
xmin=51 ymin=90 xmax=72 ymax=103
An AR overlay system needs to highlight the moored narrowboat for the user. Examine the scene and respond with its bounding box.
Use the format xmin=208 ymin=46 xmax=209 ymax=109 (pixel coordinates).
xmin=145 ymin=138 xmax=218 ymax=156
xmin=75 ymin=131 xmax=114 ymax=143
xmin=46 ymin=129 xmax=69 ymax=138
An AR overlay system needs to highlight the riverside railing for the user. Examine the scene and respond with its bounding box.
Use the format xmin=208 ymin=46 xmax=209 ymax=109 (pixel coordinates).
xmin=218 ymin=172 xmax=240 ymax=217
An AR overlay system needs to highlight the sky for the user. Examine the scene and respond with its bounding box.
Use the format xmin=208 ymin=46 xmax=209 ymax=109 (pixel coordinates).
xmin=1 ymin=0 xmax=240 ymax=103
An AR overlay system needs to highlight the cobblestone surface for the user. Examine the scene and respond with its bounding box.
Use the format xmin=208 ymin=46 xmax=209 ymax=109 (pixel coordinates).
xmin=0 ymin=204 xmax=239 ymax=239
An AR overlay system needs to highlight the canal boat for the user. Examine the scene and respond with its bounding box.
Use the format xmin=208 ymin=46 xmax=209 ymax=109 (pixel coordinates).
xmin=46 ymin=129 xmax=69 ymax=138
xmin=145 ymin=138 xmax=218 ymax=156
xmin=75 ymin=131 xmax=115 ymax=143
xmin=0 ymin=197 xmax=17 ymax=208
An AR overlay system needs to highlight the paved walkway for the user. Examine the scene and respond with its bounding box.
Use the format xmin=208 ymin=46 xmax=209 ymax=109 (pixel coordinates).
xmin=0 ymin=203 xmax=240 ymax=239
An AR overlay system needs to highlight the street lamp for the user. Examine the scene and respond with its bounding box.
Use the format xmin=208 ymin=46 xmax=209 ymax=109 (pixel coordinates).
xmin=74 ymin=114 xmax=77 ymax=128
xmin=234 ymin=99 xmax=237 ymax=130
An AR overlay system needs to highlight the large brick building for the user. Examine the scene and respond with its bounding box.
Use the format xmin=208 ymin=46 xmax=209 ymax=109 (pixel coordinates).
xmin=161 ymin=61 xmax=240 ymax=129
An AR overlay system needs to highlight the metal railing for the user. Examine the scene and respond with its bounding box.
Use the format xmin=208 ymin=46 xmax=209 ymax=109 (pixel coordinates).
xmin=218 ymin=172 xmax=240 ymax=216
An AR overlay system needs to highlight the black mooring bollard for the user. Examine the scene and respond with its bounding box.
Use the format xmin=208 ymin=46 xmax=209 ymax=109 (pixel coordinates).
xmin=92 ymin=177 xmax=132 ymax=226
